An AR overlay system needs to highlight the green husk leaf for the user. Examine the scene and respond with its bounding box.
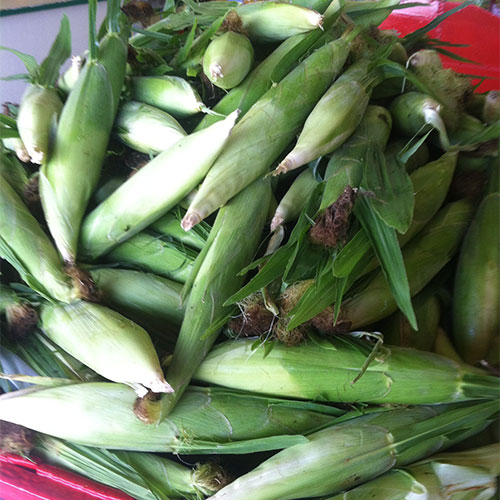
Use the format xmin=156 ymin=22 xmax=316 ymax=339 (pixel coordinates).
xmin=38 ymin=15 xmax=71 ymax=87
xmin=363 ymin=147 xmax=414 ymax=234
xmin=0 ymin=115 xmax=18 ymax=129
xmin=0 ymin=129 xmax=20 ymax=139
xmin=354 ymin=196 xmax=416 ymax=329
xmin=0 ymin=47 xmax=39 ymax=81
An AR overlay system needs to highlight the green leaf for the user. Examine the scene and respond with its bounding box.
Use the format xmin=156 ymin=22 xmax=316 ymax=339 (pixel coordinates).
xmin=363 ymin=147 xmax=414 ymax=234
xmin=173 ymin=17 xmax=198 ymax=66
xmin=354 ymin=196 xmax=417 ymax=329
xmin=398 ymin=129 xmax=433 ymax=165
xmin=459 ymin=120 xmax=500 ymax=146
xmin=0 ymin=47 xmax=39 ymax=81
xmin=403 ymin=1 xmax=473 ymax=50
xmin=131 ymin=26 xmax=173 ymax=43
xmin=0 ymin=73 xmax=30 ymax=82
xmin=432 ymin=47 xmax=479 ymax=65
xmin=333 ymin=229 xmax=371 ymax=277
xmin=0 ymin=114 xmax=17 ymax=129
xmin=0 ymin=129 xmax=19 ymax=139
xmin=286 ymin=263 xmax=338 ymax=330
xmin=38 ymin=15 xmax=72 ymax=87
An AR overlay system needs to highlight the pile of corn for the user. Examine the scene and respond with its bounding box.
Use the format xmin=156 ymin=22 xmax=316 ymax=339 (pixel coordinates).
xmin=0 ymin=0 xmax=499 ymax=498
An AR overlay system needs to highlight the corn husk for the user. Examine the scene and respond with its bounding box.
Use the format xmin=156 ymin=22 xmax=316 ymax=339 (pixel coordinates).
xmin=80 ymin=110 xmax=239 ymax=260
xmin=203 ymin=31 xmax=254 ymax=90
xmin=194 ymin=333 xmax=499 ymax=404
xmin=17 ymin=85 xmax=63 ymax=164
xmin=104 ymin=231 xmax=197 ymax=283
xmin=0 ymin=382 xmax=346 ymax=453
xmin=208 ymin=401 xmax=499 ymax=500
xmin=114 ymin=101 xmax=187 ymax=155
xmin=36 ymin=435 xmax=228 ymax=500
xmin=0 ymin=175 xmax=77 ymax=303
xmin=130 ymin=75 xmax=209 ymax=118
xmin=40 ymin=300 xmax=172 ymax=396
xmin=452 ymin=192 xmax=499 ymax=364
xmin=235 ymin=2 xmax=323 ymax=42
xmin=161 ymin=177 xmax=272 ymax=418
xmin=90 ymin=267 xmax=184 ymax=343
xmin=326 ymin=444 xmax=499 ymax=500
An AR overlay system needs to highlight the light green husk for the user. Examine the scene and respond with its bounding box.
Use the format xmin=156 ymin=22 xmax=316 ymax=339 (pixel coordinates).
xmin=57 ymin=55 xmax=85 ymax=94
xmin=36 ymin=435 xmax=229 ymax=500
xmin=452 ymin=192 xmax=499 ymax=364
xmin=2 ymin=137 xmax=30 ymax=163
xmin=130 ymin=75 xmax=209 ymax=118
xmin=271 ymin=168 xmax=318 ymax=231
xmin=114 ymin=100 xmax=187 ymax=155
xmin=341 ymin=199 xmax=473 ymax=328
xmin=390 ymin=92 xmax=451 ymax=151
xmin=161 ymin=177 xmax=272 ymax=418
xmin=39 ymin=1 xmax=116 ymax=264
xmin=326 ymin=444 xmax=499 ymax=499
xmin=80 ymin=110 xmax=239 ymax=260
xmin=194 ymin=333 xmax=499 ymax=404
xmin=235 ymin=2 xmax=323 ymax=42
xmin=40 ymin=300 xmax=172 ymax=396
xmin=0 ymin=382 xmax=346 ymax=453
xmin=208 ymin=401 xmax=499 ymax=500
xmin=0 ymin=175 xmax=77 ymax=303
xmin=203 ymin=31 xmax=254 ymax=90
xmin=17 ymin=85 xmax=63 ymax=164
xmin=90 ymin=267 xmax=184 ymax=342
xmin=182 ymin=33 xmax=353 ymax=230
xmin=320 ymin=104 xmax=392 ymax=211
xmin=103 ymin=231 xmax=197 ymax=284
xmin=274 ymin=59 xmax=379 ymax=175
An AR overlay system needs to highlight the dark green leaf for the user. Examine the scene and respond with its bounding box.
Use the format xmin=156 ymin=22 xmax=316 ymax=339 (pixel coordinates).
xmin=0 ymin=129 xmax=19 ymax=139
xmin=398 ymin=130 xmax=433 ymax=164
xmin=131 ymin=26 xmax=173 ymax=43
xmin=458 ymin=120 xmax=500 ymax=145
xmin=332 ymin=229 xmax=371 ymax=277
xmin=363 ymin=147 xmax=414 ymax=234
xmin=432 ymin=47 xmax=478 ymax=65
xmin=0 ymin=114 xmax=17 ymax=129
xmin=354 ymin=196 xmax=417 ymax=329
xmin=39 ymin=15 xmax=71 ymax=87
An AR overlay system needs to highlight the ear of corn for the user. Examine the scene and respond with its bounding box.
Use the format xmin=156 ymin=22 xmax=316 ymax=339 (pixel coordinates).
xmin=103 ymin=231 xmax=196 ymax=283
xmin=80 ymin=110 xmax=239 ymax=260
xmin=274 ymin=59 xmax=381 ymax=176
xmin=207 ymin=401 xmax=499 ymax=500
xmin=35 ymin=435 xmax=228 ymax=500
xmin=194 ymin=333 xmax=499 ymax=404
xmin=203 ymin=31 xmax=254 ymax=90
xmin=235 ymin=2 xmax=323 ymax=42
xmin=15 ymin=15 xmax=70 ymax=164
xmin=271 ymin=168 xmax=318 ymax=231
xmin=325 ymin=444 xmax=499 ymax=499
xmin=114 ymin=101 xmax=187 ymax=155
xmin=39 ymin=0 xmax=118 ymax=264
xmin=321 ymin=105 xmax=392 ymax=211
xmin=40 ymin=300 xmax=172 ymax=396
xmin=130 ymin=75 xmax=209 ymax=118
xmin=390 ymin=92 xmax=451 ymax=151
xmin=17 ymin=85 xmax=63 ymax=165
xmin=0 ymin=382 xmax=346 ymax=453
xmin=161 ymin=177 xmax=272 ymax=418
xmin=89 ymin=267 xmax=184 ymax=343
xmin=182 ymin=32 xmax=353 ymax=230
xmin=452 ymin=192 xmax=499 ymax=364
xmin=0 ymin=175 xmax=77 ymax=303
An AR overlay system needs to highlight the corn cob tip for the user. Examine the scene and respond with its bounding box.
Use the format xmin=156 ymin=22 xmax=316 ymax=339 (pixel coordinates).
xmin=209 ymin=63 xmax=225 ymax=81
xmin=270 ymin=215 xmax=284 ymax=232
xmin=181 ymin=211 xmax=201 ymax=231
xmin=273 ymin=158 xmax=294 ymax=176
xmin=29 ymin=148 xmax=44 ymax=165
